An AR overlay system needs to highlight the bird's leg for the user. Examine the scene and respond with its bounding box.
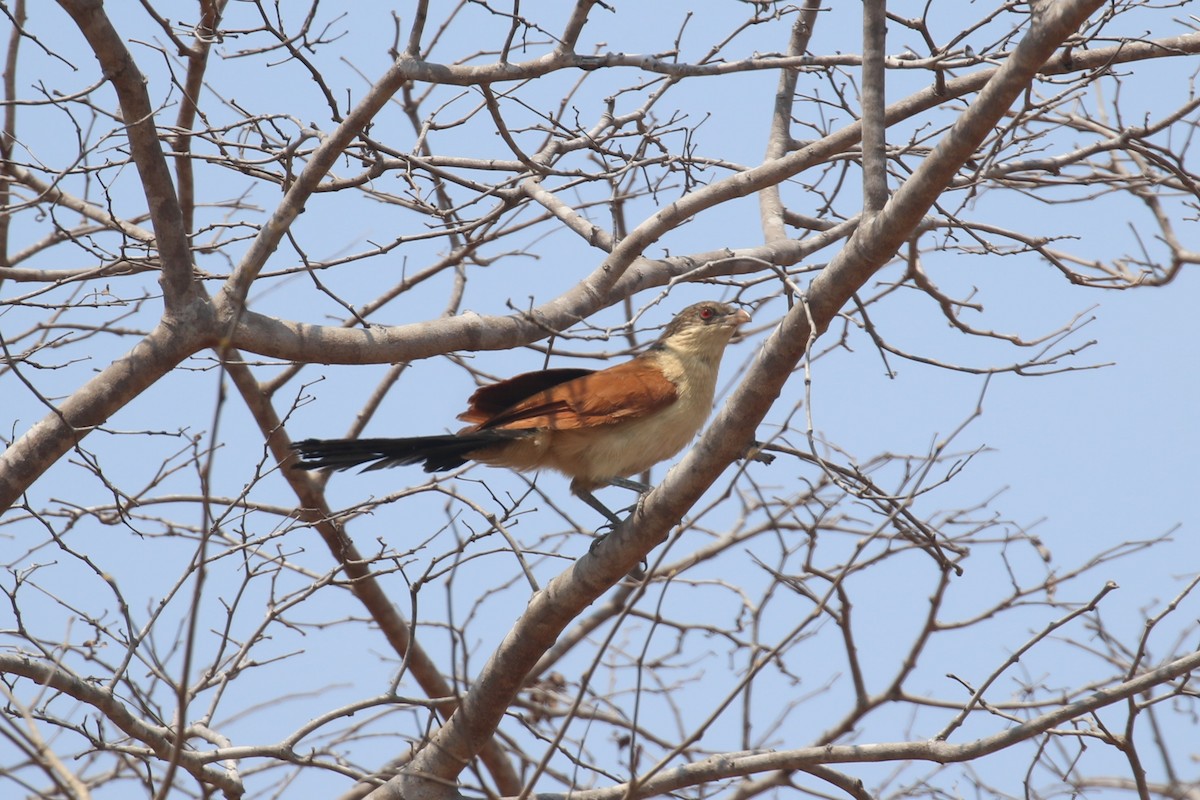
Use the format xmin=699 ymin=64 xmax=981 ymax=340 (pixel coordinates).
xmin=605 ymin=477 xmax=654 ymax=523
xmin=575 ymin=477 xmax=649 ymax=528
xmin=577 ymin=487 xmax=649 ymax=579
xmin=606 ymin=476 xmax=651 ymax=494
xmin=582 ymin=482 xmax=653 ymax=580
xmin=575 ymin=489 xmax=625 ymax=528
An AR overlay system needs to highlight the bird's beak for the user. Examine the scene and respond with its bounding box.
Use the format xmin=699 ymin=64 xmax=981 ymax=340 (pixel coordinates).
xmin=726 ymin=308 xmax=751 ymax=341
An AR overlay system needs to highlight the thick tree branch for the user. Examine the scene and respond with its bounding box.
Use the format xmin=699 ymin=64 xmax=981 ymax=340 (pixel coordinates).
xmin=55 ymin=0 xmax=198 ymax=311
xmin=860 ymin=0 xmax=889 ymax=214
xmin=759 ymin=0 xmax=822 ymax=243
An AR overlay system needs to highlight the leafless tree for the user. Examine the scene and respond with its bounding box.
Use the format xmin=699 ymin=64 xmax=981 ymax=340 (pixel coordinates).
xmin=2 ymin=2 xmax=1198 ymax=800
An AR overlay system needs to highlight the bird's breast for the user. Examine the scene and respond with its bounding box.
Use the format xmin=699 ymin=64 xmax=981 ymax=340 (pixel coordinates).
xmin=551 ymin=353 xmax=720 ymax=489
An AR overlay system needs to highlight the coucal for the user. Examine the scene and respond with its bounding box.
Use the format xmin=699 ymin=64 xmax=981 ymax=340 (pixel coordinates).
xmin=292 ymin=301 xmax=751 ymax=523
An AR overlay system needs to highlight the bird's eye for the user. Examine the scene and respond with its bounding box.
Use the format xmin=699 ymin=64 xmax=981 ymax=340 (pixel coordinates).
xmin=698 ymin=305 xmax=715 ymax=320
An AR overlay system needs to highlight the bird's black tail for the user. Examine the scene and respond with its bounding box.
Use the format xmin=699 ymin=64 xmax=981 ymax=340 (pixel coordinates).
xmin=291 ymin=431 xmax=525 ymax=474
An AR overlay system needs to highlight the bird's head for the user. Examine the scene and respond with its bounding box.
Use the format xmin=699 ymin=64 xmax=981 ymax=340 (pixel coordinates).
xmin=652 ymin=301 xmax=751 ymax=363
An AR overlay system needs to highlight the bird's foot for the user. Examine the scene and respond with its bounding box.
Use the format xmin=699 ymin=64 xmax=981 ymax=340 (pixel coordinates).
xmin=587 ymin=530 xmax=609 ymax=554
xmin=586 ymin=534 xmax=648 ymax=580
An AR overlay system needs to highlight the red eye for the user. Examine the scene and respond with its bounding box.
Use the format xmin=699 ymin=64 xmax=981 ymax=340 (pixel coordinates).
xmin=699 ymin=306 xmax=714 ymax=320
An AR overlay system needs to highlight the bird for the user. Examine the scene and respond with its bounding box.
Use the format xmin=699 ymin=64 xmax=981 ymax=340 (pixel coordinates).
xmin=291 ymin=301 xmax=751 ymax=524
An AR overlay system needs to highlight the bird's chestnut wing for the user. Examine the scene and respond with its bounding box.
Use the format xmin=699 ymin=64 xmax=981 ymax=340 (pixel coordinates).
xmin=467 ymin=359 xmax=677 ymax=431
xmin=458 ymin=368 xmax=594 ymax=424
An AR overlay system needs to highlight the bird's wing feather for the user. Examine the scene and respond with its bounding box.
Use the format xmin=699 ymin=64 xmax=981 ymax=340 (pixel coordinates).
xmin=473 ymin=358 xmax=677 ymax=431
xmin=458 ymin=367 xmax=595 ymax=424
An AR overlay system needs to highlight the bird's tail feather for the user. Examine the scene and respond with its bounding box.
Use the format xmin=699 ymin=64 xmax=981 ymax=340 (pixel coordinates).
xmin=291 ymin=432 xmax=525 ymax=473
